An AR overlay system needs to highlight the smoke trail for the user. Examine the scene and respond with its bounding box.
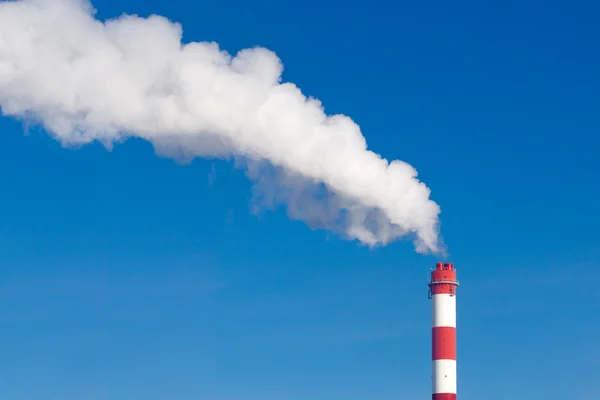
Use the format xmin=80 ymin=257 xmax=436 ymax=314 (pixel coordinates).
xmin=0 ymin=0 xmax=443 ymax=254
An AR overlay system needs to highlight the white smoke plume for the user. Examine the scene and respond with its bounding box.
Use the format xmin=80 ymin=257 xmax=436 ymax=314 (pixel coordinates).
xmin=0 ymin=0 xmax=443 ymax=254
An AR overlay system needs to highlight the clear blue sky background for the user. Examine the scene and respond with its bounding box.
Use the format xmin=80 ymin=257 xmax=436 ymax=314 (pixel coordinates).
xmin=0 ymin=0 xmax=599 ymax=399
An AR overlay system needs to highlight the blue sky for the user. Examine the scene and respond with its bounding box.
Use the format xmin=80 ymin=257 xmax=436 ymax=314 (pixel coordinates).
xmin=0 ymin=0 xmax=599 ymax=399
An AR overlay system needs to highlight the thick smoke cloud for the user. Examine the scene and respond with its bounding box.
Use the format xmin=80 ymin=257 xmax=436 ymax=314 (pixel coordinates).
xmin=0 ymin=0 xmax=443 ymax=254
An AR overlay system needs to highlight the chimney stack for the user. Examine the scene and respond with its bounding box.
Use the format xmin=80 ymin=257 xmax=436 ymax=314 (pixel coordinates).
xmin=428 ymin=262 xmax=459 ymax=400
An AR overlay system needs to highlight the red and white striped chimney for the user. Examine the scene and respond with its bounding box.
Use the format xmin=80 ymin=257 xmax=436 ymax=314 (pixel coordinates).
xmin=428 ymin=262 xmax=459 ymax=400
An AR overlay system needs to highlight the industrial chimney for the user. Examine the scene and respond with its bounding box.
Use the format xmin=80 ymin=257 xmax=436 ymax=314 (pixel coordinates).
xmin=428 ymin=262 xmax=458 ymax=400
